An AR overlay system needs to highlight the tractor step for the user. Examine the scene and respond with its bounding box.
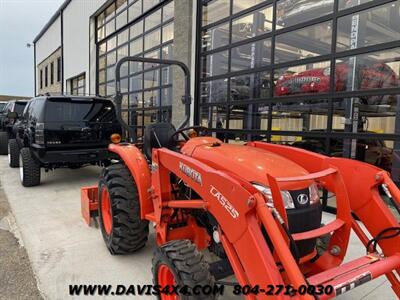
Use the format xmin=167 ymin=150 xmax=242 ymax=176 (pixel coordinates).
xmin=307 ymin=253 xmax=400 ymax=299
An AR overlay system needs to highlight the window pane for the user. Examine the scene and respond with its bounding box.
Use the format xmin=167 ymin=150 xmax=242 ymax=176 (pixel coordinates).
xmin=107 ymin=50 xmax=116 ymax=66
xmin=163 ymin=2 xmax=174 ymax=21
xmin=118 ymin=29 xmax=129 ymax=45
xmin=145 ymin=9 xmax=162 ymax=32
xmin=275 ymin=21 xmax=332 ymax=64
xmin=232 ymin=5 xmax=273 ymax=42
xmin=162 ymin=45 xmax=173 ymax=59
xmin=144 ymin=90 xmax=160 ymax=107
xmin=202 ymin=22 xmax=229 ymax=51
xmin=105 ymin=20 xmax=116 ymax=36
xmin=233 ymin=0 xmax=266 ymax=14
xmin=99 ymin=56 xmax=106 ymax=69
xmin=130 ymin=38 xmax=143 ymax=55
xmin=337 ymin=2 xmax=400 ymax=52
xmin=229 ymin=104 xmax=270 ymax=133
xmin=116 ymin=10 xmax=127 ymax=30
xmin=107 ymin=36 xmax=116 ymax=50
xmin=230 ymin=72 xmax=270 ymax=101
xmin=161 ymin=87 xmax=172 ymax=106
xmin=130 ymin=20 xmax=143 ymax=39
xmin=203 ymin=0 xmax=230 ymax=26
xmin=162 ymin=22 xmax=174 ymax=43
xmin=202 ymin=50 xmax=229 ymax=77
xmin=272 ymin=100 xmax=329 ymax=132
xmin=275 ymin=61 xmax=331 ymax=96
xmin=97 ymin=12 xmax=105 ymax=27
xmin=128 ymin=0 xmax=142 ymax=22
xmin=201 ymin=106 xmax=227 ymax=140
xmin=144 ymin=0 xmax=159 ymax=12
xmin=130 ymin=74 xmax=143 ymax=91
xmin=201 ymin=79 xmax=228 ymax=103
xmin=99 ymin=70 xmax=106 ymax=83
xmin=117 ymin=45 xmax=129 ymax=60
xmin=105 ymin=4 xmax=115 ymax=22
xmin=144 ymin=70 xmax=160 ymax=89
xmin=144 ymin=29 xmax=161 ymax=50
xmin=97 ymin=26 xmax=105 ymax=40
xmin=276 ymin=0 xmax=334 ymax=28
xmin=335 ymin=48 xmax=400 ymax=96
xmin=99 ymin=42 xmax=107 ymax=56
xmin=231 ymin=38 xmax=271 ymax=72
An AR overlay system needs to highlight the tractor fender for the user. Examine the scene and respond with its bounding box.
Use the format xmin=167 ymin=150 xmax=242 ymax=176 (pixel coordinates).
xmin=108 ymin=143 xmax=153 ymax=219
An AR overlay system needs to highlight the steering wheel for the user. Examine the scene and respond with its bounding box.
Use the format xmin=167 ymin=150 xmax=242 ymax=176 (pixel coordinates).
xmin=171 ymin=126 xmax=209 ymax=141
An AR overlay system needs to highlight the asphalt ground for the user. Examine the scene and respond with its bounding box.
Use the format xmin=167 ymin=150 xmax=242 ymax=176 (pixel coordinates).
xmin=0 ymin=186 xmax=42 ymax=300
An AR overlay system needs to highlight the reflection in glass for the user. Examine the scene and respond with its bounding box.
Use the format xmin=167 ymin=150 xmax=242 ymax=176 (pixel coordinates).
xmin=276 ymin=0 xmax=334 ymax=28
xmin=337 ymin=2 xmax=400 ymax=51
xmin=202 ymin=22 xmax=229 ymax=51
xmin=232 ymin=6 xmax=273 ymax=43
xmin=231 ymin=39 xmax=271 ymax=72
xmin=274 ymin=61 xmax=331 ymax=96
xmin=275 ymin=21 xmax=332 ymax=64
xmin=202 ymin=0 xmax=230 ymax=26
xmin=202 ymin=51 xmax=229 ymax=77
xmin=335 ymin=48 xmax=400 ymax=104
xmin=201 ymin=79 xmax=228 ymax=103
xmin=230 ymin=72 xmax=270 ymax=101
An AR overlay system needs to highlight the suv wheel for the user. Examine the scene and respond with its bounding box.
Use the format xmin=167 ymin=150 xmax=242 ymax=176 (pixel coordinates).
xmin=98 ymin=163 xmax=149 ymax=254
xmin=19 ymin=148 xmax=41 ymax=187
xmin=0 ymin=132 xmax=9 ymax=155
xmin=8 ymin=139 xmax=20 ymax=168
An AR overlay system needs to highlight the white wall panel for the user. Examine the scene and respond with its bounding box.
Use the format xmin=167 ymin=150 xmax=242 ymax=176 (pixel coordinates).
xmin=36 ymin=16 xmax=61 ymax=65
xmin=63 ymin=0 xmax=108 ymax=95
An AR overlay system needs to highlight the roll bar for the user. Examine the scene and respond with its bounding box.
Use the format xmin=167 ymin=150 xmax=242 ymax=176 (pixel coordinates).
xmin=114 ymin=56 xmax=191 ymax=138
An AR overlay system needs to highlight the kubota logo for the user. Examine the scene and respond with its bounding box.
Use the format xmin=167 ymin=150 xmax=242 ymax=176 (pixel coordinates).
xmin=210 ymin=186 xmax=239 ymax=219
xmin=179 ymin=162 xmax=202 ymax=185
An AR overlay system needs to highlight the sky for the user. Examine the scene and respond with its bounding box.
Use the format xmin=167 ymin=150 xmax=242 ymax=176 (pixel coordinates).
xmin=0 ymin=0 xmax=64 ymax=97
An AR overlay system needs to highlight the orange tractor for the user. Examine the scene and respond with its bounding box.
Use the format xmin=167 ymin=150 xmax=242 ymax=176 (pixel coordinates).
xmin=81 ymin=57 xmax=400 ymax=299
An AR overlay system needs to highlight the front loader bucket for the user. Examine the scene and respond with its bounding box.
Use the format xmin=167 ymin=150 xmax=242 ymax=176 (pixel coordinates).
xmin=81 ymin=186 xmax=99 ymax=226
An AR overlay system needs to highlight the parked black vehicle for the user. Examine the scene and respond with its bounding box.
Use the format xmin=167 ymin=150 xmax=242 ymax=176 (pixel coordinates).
xmin=9 ymin=96 xmax=122 ymax=187
xmin=0 ymin=99 xmax=29 ymax=155
xmin=0 ymin=101 xmax=8 ymax=112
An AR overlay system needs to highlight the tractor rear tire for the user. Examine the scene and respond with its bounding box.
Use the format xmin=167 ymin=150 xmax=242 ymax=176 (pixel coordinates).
xmin=19 ymin=148 xmax=41 ymax=187
xmin=152 ymin=240 xmax=216 ymax=300
xmin=8 ymin=139 xmax=20 ymax=168
xmin=98 ymin=163 xmax=149 ymax=255
xmin=0 ymin=132 xmax=9 ymax=155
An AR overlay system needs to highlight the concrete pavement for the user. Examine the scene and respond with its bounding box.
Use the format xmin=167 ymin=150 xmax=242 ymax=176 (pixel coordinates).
xmin=0 ymin=156 xmax=397 ymax=299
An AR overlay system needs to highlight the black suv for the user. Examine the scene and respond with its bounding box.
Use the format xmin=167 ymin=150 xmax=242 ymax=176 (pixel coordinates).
xmin=8 ymin=96 xmax=122 ymax=187
xmin=0 ymin=99 xmax=29 ymax=154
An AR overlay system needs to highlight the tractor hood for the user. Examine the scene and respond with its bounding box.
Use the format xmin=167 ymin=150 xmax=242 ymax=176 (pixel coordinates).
xmin=181 ymin=137 xmax=310 ymax=189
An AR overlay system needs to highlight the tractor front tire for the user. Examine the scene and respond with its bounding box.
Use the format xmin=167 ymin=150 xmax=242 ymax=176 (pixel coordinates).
xmin=19 ymin=148 xmax=41 ymax=187
xmin=0 ymin=132 xmax=9 ymax=155
xmin=8 ymin=139 xmax=20 ymax=167
xmin=98 ymin=163 xmax=149 ymax=255
xmin=152 ymin=240 xmax=216 ymax=300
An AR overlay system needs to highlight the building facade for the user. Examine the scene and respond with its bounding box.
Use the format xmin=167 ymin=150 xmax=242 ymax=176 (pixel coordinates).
xmin=34 ymin=0 xmax=400 ymax=189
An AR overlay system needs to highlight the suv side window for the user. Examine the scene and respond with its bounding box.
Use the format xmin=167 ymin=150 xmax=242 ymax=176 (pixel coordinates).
xmin=31 ymin=99 xmax=45 ymax=122
xmin=23 ymin=102 xmax=32 ymax=119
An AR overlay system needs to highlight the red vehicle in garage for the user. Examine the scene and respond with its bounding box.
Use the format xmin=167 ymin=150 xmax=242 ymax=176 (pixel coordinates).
xmin=82 ymin=57 xmax=400 ymax=299
xmin=275 ymin=62 xmax=399 ymax=104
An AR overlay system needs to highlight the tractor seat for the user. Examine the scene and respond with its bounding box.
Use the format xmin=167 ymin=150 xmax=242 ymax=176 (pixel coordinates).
xmin=143 ymin=122 xmax=177 ymax=160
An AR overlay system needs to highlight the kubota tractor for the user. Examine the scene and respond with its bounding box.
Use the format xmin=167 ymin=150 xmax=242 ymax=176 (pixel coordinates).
xmin=81 ymin=57 xmax=400 ymax=299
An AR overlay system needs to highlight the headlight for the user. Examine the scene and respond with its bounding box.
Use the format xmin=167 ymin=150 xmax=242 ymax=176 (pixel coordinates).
xmin=253 ymin=183 xmax=320 ymax=209
xmin=253 ymin=184 xmax=295 ymax=209
xmin=309 ymin=183 xmax=320 ymax=205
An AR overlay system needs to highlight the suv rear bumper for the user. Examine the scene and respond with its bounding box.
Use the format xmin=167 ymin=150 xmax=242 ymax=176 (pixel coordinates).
xmin=31 ymin=145 xmax=113 ymax=166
